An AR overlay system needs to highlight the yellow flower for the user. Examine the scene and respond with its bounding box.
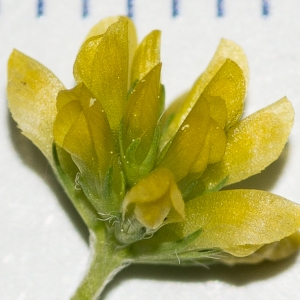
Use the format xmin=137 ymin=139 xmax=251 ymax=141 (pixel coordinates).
xmin=7 ymin=16 xmax=300 ymax=299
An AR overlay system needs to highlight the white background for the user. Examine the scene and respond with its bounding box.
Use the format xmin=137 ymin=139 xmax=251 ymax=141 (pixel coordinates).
xmin=1 ymin=1 xmax=300 ymax=299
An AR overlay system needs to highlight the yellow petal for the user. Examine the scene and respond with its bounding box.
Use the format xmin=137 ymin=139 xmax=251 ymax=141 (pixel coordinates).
xmin=84 ymin=16 xmax=137 ymax=85
xmin=189 ymin=132 xmax=210 ymax=175
xmin=158 ymin=97 xmax=211 ymax=181
xmin=122 ymin=168 xmax=185 ymax=229
xmin=162 ymin=60 xmax=246 ymax=149
xmin=190 ymin=119 xmax=226 ymax=174
xmin=161 ymin=40 xmax=247 ymax=147
xmin=207 ymin=119 xmax=227 ymax=164
xmin=220 ymin=232 xmax=300 ymax=265
xmin=161 ymin=190 xmax=300 ymax=257
xmin=130 ymin=30 xmax=161 ymax=87
xmin=202 ymin=59 xmax=245 ymax=128
xmin=73 ymin=17 xmax=131 ymax=131
xmin=53 ymin=83 xmax=115 ymax=177
xmin=200 ymin=38 xmax=249 ymax=92
xmin=187 ymin=39 xmax=248 ymax=123
xmin=7 ymin=50 xmax=65 ymax=166
xmin=84 ymin=16 xmax=121 ymax=40
xmin=123 ymin=63 xmax=162 ymax=163
xmin=204 ymin=95 xmax=227 ymax=129
xmin=202 ymin=97 xmax=294 ymax=190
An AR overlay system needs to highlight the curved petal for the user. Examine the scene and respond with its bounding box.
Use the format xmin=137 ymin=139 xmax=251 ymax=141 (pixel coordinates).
xmin=186 ymin=39 xmax=248 ymax=122
xmin=220 ymin=232 xmax=300 ymax=265
xmin=73 ymin=17 xmax=132 ymax=131
xmin=53 ymin=83 xmax=115 ymax=177
xmin=201 ymin=38 xmax=249 ymax=90
xmin=158 ymin=97 xmax=211 ymax=181
xmin=84 ymin=16 xmax=121 ymax=40
xmin=53 ymin=84 xmax=123 ymax=213
xmin=130 ymin=30 xmax=161 ymax=87
xmin=123 ymin=63 xmax=162 ymax=163
xmin=7 ymin=50 xmax=65 ymax=166
xmin=156 ymin=190 xmax=300 ymax=257
xmin=161 ymin=40 xmax=247 ymax=147
xmin=201 ymin=97 xmax=294 ymax=190
xmin=84 ymin=16 xmax=138 ymax=83
xmin=122 ymin=168 xmax=185 ymax=229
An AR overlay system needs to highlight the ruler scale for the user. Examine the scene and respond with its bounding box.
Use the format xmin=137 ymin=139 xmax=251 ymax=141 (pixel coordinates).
xmin=172 ymin=0 xmax=179 ymax=17
xmin=262 ymin=0 xmax=270 ymax=16
xmin=30 ymin=0 xmax=271 ymax=19
xmin=37 ymin=0 xmax=44 ymax=17
xmin=127 ymin=0 xmax=134 ymax=18
xmin=217 ymin=0 xmax=224 ymax=17
xmin=82 ymin=0 xmax=88 ymax=17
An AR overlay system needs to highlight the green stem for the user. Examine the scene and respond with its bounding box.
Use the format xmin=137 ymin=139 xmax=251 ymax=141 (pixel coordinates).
xmin=71 ymin=228 xmax=130 ymax=300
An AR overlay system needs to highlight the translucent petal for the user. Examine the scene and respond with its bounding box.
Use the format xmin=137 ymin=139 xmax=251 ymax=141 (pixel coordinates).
xmin=207 ymin=119 xmax=227 ymax=164
xmin=200 ymin=38 xmax=249 ymax=91
xmin=84 ymin=16 xmax=137 ymax=74
xmin=204 ymin=95 xmax=227 ymax=129
xmin=158 ymin=97 xmax=211 ymax=181
xmin=161 ymin=59 xmax=245 ymax=148
xmin=7 ymin=50 xmax=64 ymax=166
xmin=73 ymin=17 xmax=130 ymax=131
xmin=53 ymin=83 xmax=115 ymax=177
xmin=122 ymin=168 xmax=185 ymax=229
xmin=202 ymin=59 xmax=245 ymax=128
xmin=130 ymin=30 xmax=161 ymax=87
xmin=189 ymin=132 xmax=210 ymax=175
xmin=201 ymin=97 xmax=294 ymax=190
xmin=160 ymin=190 xmax=300 ymax=257
xmin=190 ymin=119 xmax=226 ymax=173
xmin=123 ymin=63 xmax=162 ymax=163
xmin=220 ymin=232 xmax=300 ymax=265
xmin=186 ymin=39 xmax=248 ymax=122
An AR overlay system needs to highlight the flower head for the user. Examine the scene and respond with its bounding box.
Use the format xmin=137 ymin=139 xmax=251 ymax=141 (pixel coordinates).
xmin=7 ymin=16 xmax=300 ymax=299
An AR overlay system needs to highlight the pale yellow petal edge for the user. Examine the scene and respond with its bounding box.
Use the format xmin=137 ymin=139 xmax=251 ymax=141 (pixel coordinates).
xmin=7 ymin=49 xmax=65 ymax=166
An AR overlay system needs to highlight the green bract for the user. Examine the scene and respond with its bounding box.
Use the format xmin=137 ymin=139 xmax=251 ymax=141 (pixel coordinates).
xmin=7 ymin=16 xmax=300 ymax=300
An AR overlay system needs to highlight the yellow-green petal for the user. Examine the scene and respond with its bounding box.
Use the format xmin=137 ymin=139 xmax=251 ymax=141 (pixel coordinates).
xmin=161 ymin=59 xmax=245 ymax=148
xmin=84 ymin=16 xmax=137 ymax=85
xmin=73 ymin=17 xmax=130 ymax=131
xmin=199 ymin=38 xmax=249 ymax=93
xmin=53 ymin=83 xmax=115 ymax=177
xmin=158 ymin=97 xmax=211 ymax=181
xmin=207 ymin=120 xmax=227 ymax=164
xmin=202 ymin=97 xmax=294 ymax=190
xmin=122 ymin=168 xmax=185 ymax=229
xmin=202 ymin=59 xmax=245 ymax=128
xmin=130 ymin=30 xmax=161 ymax=87
xmin=84 ymin=16 xmax=122 ymax=40
xmin=161 ymin=38 xmax=247 ymax=143
xmin=204 ymin=95 xmax=227 ymax=129
xmin=157 ymin=190 xmax=300 ymax=257
xmin=7 ymin=50 xmax=65 ymax=166
xmin=123 ymin=63 xmax=162 ymax=163
xmin=220 ymin=232 xmax=300 ymax=265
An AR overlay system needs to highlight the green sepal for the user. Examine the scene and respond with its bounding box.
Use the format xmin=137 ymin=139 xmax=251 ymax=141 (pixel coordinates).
xmin=123 ymin=63 xmax=162 ymax=165
xmin=120 ymin=121 xmax=161 ymax=186
xmin=178 ymin=173 xmax=205 ymax=201
xmin=130 ymin=229 xmax=219 ymax=264
xmin=52 ymin=143 xmax=100 ymax=230
xmin=77 ymin=161 xmax=126 ymax=214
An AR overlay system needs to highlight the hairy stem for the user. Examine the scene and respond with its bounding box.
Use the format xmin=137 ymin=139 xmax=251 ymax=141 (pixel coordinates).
xmin=71 ymin=228 xmax=130 ymax=300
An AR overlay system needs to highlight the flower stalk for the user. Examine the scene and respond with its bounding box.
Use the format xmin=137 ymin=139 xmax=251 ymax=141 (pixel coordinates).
xmin=71 ymin=228 xmax=128 ymax=300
